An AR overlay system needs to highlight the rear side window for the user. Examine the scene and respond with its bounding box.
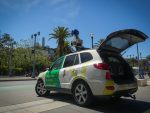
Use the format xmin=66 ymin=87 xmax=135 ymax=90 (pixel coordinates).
xmin=63 ymin=54 xmax=79 ymax=68
xmin=80 ymin=52 xmax=93 ymax=63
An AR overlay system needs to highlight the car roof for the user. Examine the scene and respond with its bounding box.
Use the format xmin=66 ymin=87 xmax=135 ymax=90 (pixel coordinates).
xmin=65 ymin=49 xmax=96 ymax=56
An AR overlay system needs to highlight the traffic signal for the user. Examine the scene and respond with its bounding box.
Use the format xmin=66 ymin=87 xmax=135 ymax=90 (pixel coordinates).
xmin=32 ymin=49 xmax=35 ymax=54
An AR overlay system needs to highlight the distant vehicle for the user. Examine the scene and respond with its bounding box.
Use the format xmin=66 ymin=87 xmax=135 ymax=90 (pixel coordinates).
xmin=35 ymin=29 xmax=148 ymax=106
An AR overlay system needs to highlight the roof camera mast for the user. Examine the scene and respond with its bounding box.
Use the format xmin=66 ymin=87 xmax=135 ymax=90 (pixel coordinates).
xmin=71 ymin=29 xmax=83 ymax=51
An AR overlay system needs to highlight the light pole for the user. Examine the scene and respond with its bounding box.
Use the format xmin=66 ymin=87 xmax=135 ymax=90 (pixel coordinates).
xmin=9 ymin=39 xmax=13 ymax=77
xmin=136 ymin=43 xmax=143 ymax=79
xmin=90 ymin=33 xmax=94 ymax=48
xmin=31 ymin=32 xmax=40 ymax=78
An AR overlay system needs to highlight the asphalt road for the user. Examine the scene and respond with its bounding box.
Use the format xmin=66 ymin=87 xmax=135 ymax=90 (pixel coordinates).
xmin=0 ymin=81 xmax=150 ymax=113
xmin=0 ymin=81 xmax=44 ymax=107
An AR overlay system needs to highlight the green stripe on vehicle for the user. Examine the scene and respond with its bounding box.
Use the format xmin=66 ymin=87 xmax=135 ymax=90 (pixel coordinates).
xmin=45 ymin=56 xmax=65 ymax=87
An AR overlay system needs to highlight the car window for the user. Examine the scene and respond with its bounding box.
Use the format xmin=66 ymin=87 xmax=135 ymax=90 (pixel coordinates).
xmin=63 ymin=54 xmax=79 ymax=68
xmin=51 ymin=57 xmax=64 ymax=70
xmin=107 ymin=56 xmax=121 ymax=63
xmin=106 ymin=37 xmax=129 ymax=49
xmin=80 ymin=52 xmax=93 ymax=63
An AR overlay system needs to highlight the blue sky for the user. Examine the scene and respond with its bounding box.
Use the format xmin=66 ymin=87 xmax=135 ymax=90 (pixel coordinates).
xmin=0 ymin=0 xmax=150 ymax=58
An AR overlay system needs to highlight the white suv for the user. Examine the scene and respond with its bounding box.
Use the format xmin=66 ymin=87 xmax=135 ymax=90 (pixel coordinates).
xmin=35 ymin=29 xmax=148 ymax=106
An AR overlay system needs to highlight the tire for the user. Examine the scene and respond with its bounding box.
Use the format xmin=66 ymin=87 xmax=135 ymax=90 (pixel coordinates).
xmin=35 ymin=80 xmax=50 ymax=96
xmin=72 ymin=81 xmax=93 ymax=107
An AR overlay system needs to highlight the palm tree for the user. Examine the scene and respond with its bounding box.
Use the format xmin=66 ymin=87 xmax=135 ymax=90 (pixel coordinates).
xmin=49 ymin=26 xmax=70 ymax=57
xmin=64 ymin=41 xmax=72 ymax=54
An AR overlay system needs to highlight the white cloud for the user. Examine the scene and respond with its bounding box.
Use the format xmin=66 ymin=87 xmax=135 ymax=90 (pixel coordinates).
xmin=0 ymin=0 xmax=41 ymax=11
xmin=0 ymin=0 xmax=80 ymax=24
xmin=51 ymin=0 xmax=80 ymax=24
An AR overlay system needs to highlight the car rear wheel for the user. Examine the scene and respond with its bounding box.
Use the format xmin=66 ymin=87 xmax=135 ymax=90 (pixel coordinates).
xmin=72 ymin=81 xmax=93 ymax=107
xmin=35 ymin=80 xmax=49 ymax=96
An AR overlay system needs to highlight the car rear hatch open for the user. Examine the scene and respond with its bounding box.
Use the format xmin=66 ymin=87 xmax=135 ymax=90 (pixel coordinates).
xmin=99 ymin=52 xmax=135 ymax=84
xmin=98 ymin=29 xmax=148 ymax=84
xmin=98 ymin=29 xmax=148 ymax=53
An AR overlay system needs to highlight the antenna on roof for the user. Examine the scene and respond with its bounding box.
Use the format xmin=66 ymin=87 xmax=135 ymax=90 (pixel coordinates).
xmin=71 ymin=29 xmax=83 ymax=51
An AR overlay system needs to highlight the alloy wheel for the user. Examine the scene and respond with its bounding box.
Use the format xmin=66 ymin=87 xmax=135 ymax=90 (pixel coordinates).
xmin=36 ymin=81 xmax=47 ymax=96
xmin=74 ymin=83 xmax=88 ymax=104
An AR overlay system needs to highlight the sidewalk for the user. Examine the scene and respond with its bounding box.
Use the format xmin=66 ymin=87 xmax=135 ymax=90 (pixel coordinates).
xmin=135 ymin=74 xmax=150 ymax=86
xmin=0 ymin=76 xmax=37 ymax=81
xmin=147 ymin=78 xmax=150 ymax=85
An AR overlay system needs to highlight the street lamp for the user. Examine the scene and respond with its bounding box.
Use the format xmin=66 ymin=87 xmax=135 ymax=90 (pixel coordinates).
xmin=90 ymin=33 xmax=94 ymax=48
xmin=136 ymin=43 xmax=143 ymax=79
xmin=31 ymin=32 xmax=40 ymax=78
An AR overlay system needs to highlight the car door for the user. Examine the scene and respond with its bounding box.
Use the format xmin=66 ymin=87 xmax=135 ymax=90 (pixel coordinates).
xmin=98 ymin=29 xmax=148 ymax=53
xmin=45 ymin=56 xmax=64 ymax=88
xmin=59 ymin=54 xmax=79 ymax=89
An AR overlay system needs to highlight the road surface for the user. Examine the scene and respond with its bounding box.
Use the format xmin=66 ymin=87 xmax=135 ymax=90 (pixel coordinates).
xmin=0 ymin=81 xmax=150 ymax=113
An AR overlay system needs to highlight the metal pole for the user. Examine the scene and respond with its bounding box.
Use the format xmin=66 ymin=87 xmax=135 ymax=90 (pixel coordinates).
xmin=136 ymin=44 xmax=142 ymax=79
xmin=90 ymin=33 xmax=94 ymax=48
xmin=133 ymin=55 xmax=134 ymax=67
xmin=9 ymin=42 xmax=13 ymax=77
xmin=91 ymin=37 xmax=93 ymax=48
xmin=32 ymin=34 xmax=37 ymax=78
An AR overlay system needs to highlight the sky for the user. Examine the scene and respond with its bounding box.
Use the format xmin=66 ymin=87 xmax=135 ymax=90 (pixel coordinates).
xmin=0 ymin=0 xmax=150 ymax=58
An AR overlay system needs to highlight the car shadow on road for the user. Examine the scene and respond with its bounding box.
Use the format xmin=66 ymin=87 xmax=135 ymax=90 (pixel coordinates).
xmin=42 ymin=93 xmax=150 ymax=113
xmin=44 ymin=92 xmax=74 ymax=104
xmin=89 ymin=97 xmax=150 ymax=113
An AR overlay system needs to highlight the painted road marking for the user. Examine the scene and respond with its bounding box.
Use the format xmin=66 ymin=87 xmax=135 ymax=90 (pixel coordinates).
xmin=0 ymin=99 xmax=70 ymax=113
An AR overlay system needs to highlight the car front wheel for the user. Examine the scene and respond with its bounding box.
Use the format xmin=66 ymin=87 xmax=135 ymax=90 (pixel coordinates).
xmin=35 ymin=80 xmax=49 ymax=96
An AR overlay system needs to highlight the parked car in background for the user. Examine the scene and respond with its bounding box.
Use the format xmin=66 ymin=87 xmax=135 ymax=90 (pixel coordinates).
xmin=35 ymin=29 xmax=148 ymax=106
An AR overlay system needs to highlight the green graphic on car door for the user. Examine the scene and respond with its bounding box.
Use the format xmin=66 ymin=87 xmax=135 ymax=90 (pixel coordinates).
xmin=45 ymin=56 xmax=64 ymax=87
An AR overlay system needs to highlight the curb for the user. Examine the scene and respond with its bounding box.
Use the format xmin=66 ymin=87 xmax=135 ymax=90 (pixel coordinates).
xmin=0 ymin=78 xmax=37 ymax=82
xmin=137 ymin=79 xmax=147 ymax=86
xmin=147 ymin=79 xmax=150 ymax=86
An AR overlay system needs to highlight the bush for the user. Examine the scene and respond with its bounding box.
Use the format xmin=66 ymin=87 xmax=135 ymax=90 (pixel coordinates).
xmin=14 ymin=67 xmax=23 ymax=75
xmin=0 ymin=66 xmax=8 ymax=75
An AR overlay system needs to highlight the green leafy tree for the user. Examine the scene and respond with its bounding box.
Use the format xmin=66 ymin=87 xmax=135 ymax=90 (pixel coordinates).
xmin=64 ymin=41 xmax=72 ymax=54
xmin=0 ymin=34 xmax=16 ymax=75
xmin=14 ymin=39 xmax=51 ymax=75
xmin=0 ymin=37 xmax=52 ymax=76
xmin=49 ymin=26 xmax=70 ymax=57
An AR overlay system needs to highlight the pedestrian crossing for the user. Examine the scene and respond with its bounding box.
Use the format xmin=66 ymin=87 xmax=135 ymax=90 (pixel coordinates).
xmin=0 ymin=99 xmax=70 ymax=113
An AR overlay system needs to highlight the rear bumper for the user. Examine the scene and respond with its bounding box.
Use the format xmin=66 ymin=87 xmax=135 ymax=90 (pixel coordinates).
xmin=113 ymin=88 xmax=138 ymax=96
xmin=113 ymin=81 xmax=138 ymax=96
xmin=88 ymin=80 xmax=138 ymax=96
xmin=115 ymin=82 xmax=138 ymax=90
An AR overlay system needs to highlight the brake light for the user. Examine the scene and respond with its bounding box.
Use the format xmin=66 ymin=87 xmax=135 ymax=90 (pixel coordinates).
xmin=105 ymin=72 xmax=111 ymax=80
xmin=106 ymin=86 xmax=115 ymax=90
xmin=93 ymin=63 xmax=109 ymax=70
